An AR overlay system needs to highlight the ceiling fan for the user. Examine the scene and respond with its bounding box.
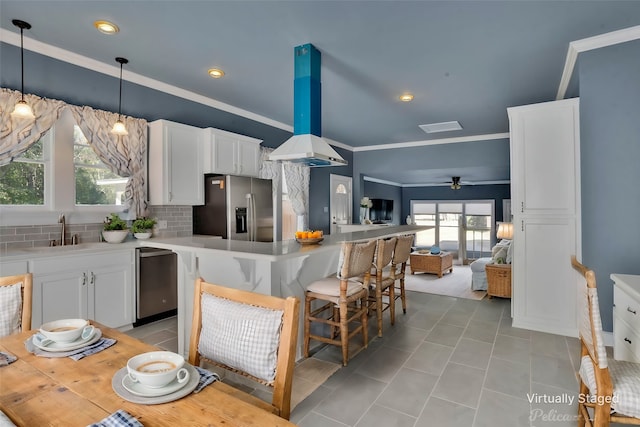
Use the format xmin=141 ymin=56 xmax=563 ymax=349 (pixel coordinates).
xmin=448 ymin=176 xmax=474 ymax=189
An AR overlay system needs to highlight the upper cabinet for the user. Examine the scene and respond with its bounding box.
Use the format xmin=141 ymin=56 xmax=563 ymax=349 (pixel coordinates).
xmin=202 ymin=128 xmax=262 ymax=177
xmin=508 ymin=99 xmax=580 ymax=217
xmin=148 ymin=120 xmax=204 ymax=206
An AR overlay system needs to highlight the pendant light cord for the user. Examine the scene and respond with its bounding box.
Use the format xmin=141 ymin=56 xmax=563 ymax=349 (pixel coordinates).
xmin=117 ymin=62 xmax=123 ymax=119
xmin=19 ymin=26 xmax=25 ymax=101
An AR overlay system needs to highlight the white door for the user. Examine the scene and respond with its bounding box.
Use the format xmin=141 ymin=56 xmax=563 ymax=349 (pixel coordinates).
xmin=330 ymin=174 xmax=352 ymax=234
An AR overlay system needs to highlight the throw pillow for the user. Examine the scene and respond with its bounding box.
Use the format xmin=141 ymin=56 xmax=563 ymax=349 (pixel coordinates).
xmin=506 ymin=241 xmax=513 ymax=264
xmin=492 ymin=246 xmax=508 ymax=264
xmin=0 ymin=283 xmax=22 ymax=338
xmin=198 ymin=293 xmax=284 ymax=383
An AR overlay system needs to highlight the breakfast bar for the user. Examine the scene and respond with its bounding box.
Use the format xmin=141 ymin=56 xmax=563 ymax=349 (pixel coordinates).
xmin=139 ymin=225 xmax=427 ymax=357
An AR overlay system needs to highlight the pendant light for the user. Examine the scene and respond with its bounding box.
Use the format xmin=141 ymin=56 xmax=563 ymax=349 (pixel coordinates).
xmin=11 ymin=19 xmax=35 ymax=120
xmin=111 ymin=57 xmax=129 ymax=136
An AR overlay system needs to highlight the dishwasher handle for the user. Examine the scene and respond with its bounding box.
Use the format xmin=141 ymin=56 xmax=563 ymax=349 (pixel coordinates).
xmin=137 ymin=248 xmax=174 ymax=258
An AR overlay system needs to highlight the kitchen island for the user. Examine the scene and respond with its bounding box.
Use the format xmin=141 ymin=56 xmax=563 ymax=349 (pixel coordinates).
xmin=139 ymin=225 xmax=427 ymax=357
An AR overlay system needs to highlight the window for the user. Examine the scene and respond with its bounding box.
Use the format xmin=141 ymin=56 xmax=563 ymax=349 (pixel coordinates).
xmin=0 ymin=137 xmax=48 ymax=205
xmin=0 ymin=110 xmax=128 ymax=225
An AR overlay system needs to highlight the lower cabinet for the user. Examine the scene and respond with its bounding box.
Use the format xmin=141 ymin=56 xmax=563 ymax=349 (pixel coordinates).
xmin=31 ymin=250 xmax=135 ymax=329
xmin=611 ymin=274 xmax=640 ymax=362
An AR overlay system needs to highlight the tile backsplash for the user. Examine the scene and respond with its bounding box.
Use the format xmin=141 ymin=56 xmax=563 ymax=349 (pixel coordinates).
xmin=0 ymin=206 xmax=192 ymax=252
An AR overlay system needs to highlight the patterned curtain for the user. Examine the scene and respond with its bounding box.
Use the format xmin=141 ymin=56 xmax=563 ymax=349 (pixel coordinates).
xmin=258 ymin=147 xmax=281 ymax=200
xmin=283 ymin=162 xmax=310 ymax=231
xmin=0 ymin=88 xmax=66 ymax=166
xmin=69 ymin=105 xmax=148 ymax=218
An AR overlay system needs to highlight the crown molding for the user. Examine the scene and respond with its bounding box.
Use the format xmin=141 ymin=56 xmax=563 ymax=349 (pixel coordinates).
xmin=556 ymin=25 xmax=640 ymax=100
xmin=401 ymin=179 xmax=510 ymax=188
xmin=354 ymin=133 xmax=510 ymax=152
xmin=363 ymin=176 xmax=403 ymax=187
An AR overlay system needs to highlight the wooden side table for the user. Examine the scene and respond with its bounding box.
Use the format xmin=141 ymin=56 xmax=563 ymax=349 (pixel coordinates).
xmin=409 ymin=251 xmax=453 ymax=278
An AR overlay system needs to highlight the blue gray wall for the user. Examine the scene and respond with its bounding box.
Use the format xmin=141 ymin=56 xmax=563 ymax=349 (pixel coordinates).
xmin=579 ymin=39 xmax=640 ymax=331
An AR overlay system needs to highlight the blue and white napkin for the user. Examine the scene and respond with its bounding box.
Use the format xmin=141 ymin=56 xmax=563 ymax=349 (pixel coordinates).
xmin=87 ymin=409 xmax=142 ymax=427
xmin=193 ymin=366 xmax=220 ymax=393
xmin=24 ymin=335 xmax=116 ymax=360
xmin=0 ymin=351 xmax=17 ymax=367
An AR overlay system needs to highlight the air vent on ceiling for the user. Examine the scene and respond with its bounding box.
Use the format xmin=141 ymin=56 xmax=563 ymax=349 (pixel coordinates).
xmin=419 ymin=121 xmax=463 ymax=134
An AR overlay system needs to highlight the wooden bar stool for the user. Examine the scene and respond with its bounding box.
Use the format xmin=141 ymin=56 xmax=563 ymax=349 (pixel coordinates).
xmin=303 ymin=240 xmax=377 ymax=366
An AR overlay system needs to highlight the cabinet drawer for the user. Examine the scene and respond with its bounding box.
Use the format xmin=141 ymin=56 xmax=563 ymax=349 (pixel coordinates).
xmin=33 ymin=251 xmax=133 ymax=274
xmin=614 ymin=287 xmax=640 ymax=329
xmin=613 ymin=315 xmax=640 ymax=363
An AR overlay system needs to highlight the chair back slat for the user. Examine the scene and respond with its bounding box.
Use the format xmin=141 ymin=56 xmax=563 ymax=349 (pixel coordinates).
xmin=338 ymin=240 xmax=377 ymax=279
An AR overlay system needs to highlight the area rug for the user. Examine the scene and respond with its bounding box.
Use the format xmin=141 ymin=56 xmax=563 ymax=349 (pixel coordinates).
xmin=291 ymin=357 xmax=341 ymax=409
xmin=404 ymin=264 xmax=486 ymax=300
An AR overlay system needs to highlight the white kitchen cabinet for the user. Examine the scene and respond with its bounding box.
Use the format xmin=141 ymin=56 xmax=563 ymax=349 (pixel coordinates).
xmin=31 ymin=250 xmax=134 ymax=329
xmin=611 ymin=274 xmax=640 ymax=362
xmin=508 ymin=98 xmax=581 ymax=337
xmin=203 ymin=127 xmax=262 ymax=177
xmin=148 ymin=119 xmax=204 ymax=205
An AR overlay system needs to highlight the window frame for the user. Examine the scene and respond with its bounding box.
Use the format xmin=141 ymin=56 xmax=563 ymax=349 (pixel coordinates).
xmin=0 ymin=110 xmax=127 ymax=226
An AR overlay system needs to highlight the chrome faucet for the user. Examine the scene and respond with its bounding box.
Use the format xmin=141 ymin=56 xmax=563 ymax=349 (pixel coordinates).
xmin=58 ymin=214 xmax=66 ymax=246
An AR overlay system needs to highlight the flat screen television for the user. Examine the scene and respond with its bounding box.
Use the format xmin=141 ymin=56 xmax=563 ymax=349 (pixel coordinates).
xmin=370 ymin=199 xmax=393 ymax=223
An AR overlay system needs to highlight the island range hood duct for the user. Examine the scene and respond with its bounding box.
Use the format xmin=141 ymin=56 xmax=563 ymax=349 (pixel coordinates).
xmin=269 ymin=43 xmax=347 ymax=167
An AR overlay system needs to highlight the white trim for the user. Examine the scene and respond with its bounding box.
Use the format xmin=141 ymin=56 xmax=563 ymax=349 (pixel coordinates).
xmin=401 ymin=179 xmax=510 ymax=188
xmin=363 ymin=176 xmax=403 ymax=187
xmin=556 ymin=25 xmax=640 ymax=100
xmin=353 ymin=133 xmax=510 ymax=152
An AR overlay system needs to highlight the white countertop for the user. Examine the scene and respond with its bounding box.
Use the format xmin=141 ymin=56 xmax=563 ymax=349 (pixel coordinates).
xmin=142 ymin=225 xmax=428 ymax=261
xmin=0 ymin=225 xmax=429 ymax=261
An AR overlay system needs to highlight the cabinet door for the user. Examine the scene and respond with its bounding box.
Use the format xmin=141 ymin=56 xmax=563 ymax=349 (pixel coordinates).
xmin=512 ymin=216 xmax=579 ymax=336
xmin=32 ymin=270 xmax=87 ymax=327
xmin=149 ymin=120 xmax=204 ymax=205
xmin=90 ymin=262 xmax=134 ymax=329
xmin=509 ymin=98 xmax=579 ymax=216
xmin=237 ymin=140 xmax=260 ymax=177
xmin=212 ymin=133 xmax=238 ymax=175
xmin=167 ymin=123 xmax=204 ymax=205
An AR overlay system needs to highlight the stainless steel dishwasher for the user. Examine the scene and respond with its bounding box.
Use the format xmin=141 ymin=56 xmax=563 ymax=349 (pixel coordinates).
xmin=135 ymin=247 xmax=177 ymax=326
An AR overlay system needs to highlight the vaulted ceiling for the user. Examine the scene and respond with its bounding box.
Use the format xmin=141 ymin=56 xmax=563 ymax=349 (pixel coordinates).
xmin=1 ymin=1 xmax=639 ymax=185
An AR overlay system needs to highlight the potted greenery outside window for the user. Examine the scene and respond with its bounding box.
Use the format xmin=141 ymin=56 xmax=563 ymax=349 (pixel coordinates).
xmin=132 ymin=217 xmax=157 ymax=240
xmin=102 ymin=213 xmax=129 ymax=243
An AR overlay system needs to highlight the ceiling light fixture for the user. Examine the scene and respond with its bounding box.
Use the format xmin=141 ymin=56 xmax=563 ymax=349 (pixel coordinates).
xmin=208 ymin=68 xmax=225 ymax=78
xmin=419 ymin=121 xmax=463 ymax=134
xmin=399 ymin=93 xmax=414 ymax=102
xmin=10 ymin=19 xmax=35 ymax=120
xmin=94 ymin=20 xmax=119 ymax=34
xmin=111 ymin=57 xmax=129 ymax=136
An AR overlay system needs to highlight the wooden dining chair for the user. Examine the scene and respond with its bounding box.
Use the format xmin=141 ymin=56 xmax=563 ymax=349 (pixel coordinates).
xmin=304 ymin=239 xmax=377 ymax=366
xmin=571 ymin=256 xmax=640 ymax=426
xmin=188 ymin=278 xmax=300 ymax=420
xmin=389 ymin=234 xmax=414 ymax=315
xmin=0 ymin=273 xmax=32 ymax=338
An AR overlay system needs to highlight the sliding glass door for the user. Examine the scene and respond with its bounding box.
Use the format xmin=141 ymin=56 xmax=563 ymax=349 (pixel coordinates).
xmin=411 ymin=200 xmax=494 ymax=264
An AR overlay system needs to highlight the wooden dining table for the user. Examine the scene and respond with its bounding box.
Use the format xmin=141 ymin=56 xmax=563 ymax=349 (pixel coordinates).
xmin=0 ymin=321 xmax=297 ymax=427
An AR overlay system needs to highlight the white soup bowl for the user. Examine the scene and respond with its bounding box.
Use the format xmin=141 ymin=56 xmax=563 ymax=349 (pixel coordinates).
xmin=126 ymin=351 xmax=189 ymax=388
xmin=39 ymin=319 xmax=94 ymax=343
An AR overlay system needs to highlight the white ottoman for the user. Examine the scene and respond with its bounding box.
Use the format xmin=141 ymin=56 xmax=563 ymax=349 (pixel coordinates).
xmin=470 ymin=257 xmax=492 ymax=291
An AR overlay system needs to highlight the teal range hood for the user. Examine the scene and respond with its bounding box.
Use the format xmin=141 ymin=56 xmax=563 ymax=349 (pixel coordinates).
xmin=269 ymin=44 xmax=347 ymax=167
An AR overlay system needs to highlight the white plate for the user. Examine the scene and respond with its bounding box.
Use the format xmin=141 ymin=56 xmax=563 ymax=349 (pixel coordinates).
xmin=112 ymin=364 xmax=199 ymax=405
xmin=32 ymin=328 xmax=102 ymax=352
xmin=121 ymin=370 xmax=189 ymax=397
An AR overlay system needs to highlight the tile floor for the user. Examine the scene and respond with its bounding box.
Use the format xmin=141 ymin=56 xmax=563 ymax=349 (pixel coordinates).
xmin=126 ymin=292 xmax=622 ymax=427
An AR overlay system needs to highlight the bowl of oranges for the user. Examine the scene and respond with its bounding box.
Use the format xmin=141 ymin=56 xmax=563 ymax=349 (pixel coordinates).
xmin=295 ymin=230 xmax=324 ymax=245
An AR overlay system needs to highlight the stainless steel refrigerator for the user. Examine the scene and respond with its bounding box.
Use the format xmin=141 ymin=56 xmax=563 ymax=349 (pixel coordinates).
xmin=193 ymin=174 xmax=274 ymax=242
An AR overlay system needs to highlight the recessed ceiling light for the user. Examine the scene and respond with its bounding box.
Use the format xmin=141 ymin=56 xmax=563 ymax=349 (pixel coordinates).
xmin=419 ymin=121 xmax=463 ymax=134
xmin=208 ymin=68 xmax=225 ymax=78
xmin=94 ymin=20 xmax=119 ymax=34
xmin=399 ymin=93 xmax=414 ymax=102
